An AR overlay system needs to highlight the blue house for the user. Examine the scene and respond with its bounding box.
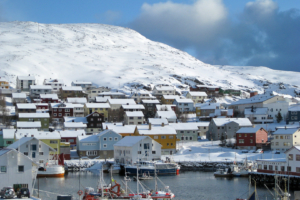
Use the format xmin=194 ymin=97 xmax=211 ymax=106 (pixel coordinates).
xmin=76 ymin=129 xmax=122 ymax=159
xmin=287 ymin=105 xmax=300 ymax=124
xmin=173 ymin=98 xmax=195 ymax=113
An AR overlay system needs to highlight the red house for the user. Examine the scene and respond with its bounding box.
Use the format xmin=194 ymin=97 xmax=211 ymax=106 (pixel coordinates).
xmin=50 ymin=103 xmax=74 ymax=122
xmin=59 ymin=130 xmax=86 ymax=150
xmin=35 ymin=103 xmax=49 ymax=110
xmin=40 ymin=94 xmax=60 ymax=103
xmin=236 ymin=127 xmax=268 ymax=150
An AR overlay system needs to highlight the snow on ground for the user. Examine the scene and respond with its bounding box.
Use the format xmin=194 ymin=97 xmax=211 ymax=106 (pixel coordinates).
xmin=0 ymin=22 xmax=299 ymax=96
xmin=162 ymin=140 xmax=285 ymax=163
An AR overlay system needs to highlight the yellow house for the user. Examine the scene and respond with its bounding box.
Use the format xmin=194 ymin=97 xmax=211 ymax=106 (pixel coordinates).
xmin=102 ymin=123 xmax=136 ymax=138
xmin=186 ymin=92 xmax=207 ymax=104
xmin=15 ymin=129 xmax=61 ymax=155
xmin=133 ymin=124 xmax=177 ymax=155
xmin=0 ymin=79 xmax=9 ymax=89
xmin=161 ymin=95 xmax=179 ymax=105
xmin=84 ymin=103 xmax=110 ymax=121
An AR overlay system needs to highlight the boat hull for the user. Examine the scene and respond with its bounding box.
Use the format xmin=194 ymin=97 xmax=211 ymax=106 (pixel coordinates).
xmin=37 ymin=165 xmax=65 ymax=178
xmin=125 ymin=167 xmax=177 ymax=176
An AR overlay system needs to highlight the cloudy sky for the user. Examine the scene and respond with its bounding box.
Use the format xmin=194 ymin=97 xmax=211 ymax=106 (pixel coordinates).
xmin=1 ymin=0 xmax=300 ymax=72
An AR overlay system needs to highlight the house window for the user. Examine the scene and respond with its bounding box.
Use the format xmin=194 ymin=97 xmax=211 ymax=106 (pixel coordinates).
xmin=264 ymin=165 xmax=267 ymax=170
xmin=39 ymin=152 xmax=43 ymax=155
xmin=24 ymin=152 xmax=28 ymax=156
xmin=31 ymin=144 xmax=37 ymax=151
xmin=152 ymin=151 xmax=156 ymax=154
xmin=239 ymin=139 xmax=244 ymax=144
xmin=250 ymin=139 xmax=253 ymax=143
xmin=269 ymin=165 xmax=273 ymax=170
xmin=61 ymin=139 xmax=66 ymax=142
xmin=53 ymin=113 xmax=57 ymax=117
xmin=0 ymin=166 xmax=7 ymax=173
xmin=161 ymin=136 xmax=166 ymax=139
xmin=275 ymin=136 xmax=278 ymax=139
xmin=109 ymin=137 xmax=112 ymax=141
xmin=181 ymin=137 xmax=184 ymax=140
xmin=289 ymin=154 xmax=293 ymax=160
xmin=190 ymin=137 xmax=193 ymax=140
xmin=296 ymin=167 xmax=300 ymax=173
xmin=129 ymin=117 xmax=134 ymax=120
xmin=296 ymin=154 xmax=300 ymax=161
xmin=65 ymin=109 xmax=70 ymax=112
xmin=103 ymin=137 xmax=107 ymax=141
xmin=32 ymin=152 xmax=36 ymax=158
xmin=138 ymin=151 xmax=141 ymax=154
xmin=239 ymin=134 xmax=241 ymax=137
xmin=169 ymin=136 xmax=174 ymax=139
xmin=18 ymin=165 xmax=24 ymax=172
xmin=114 ymin=137 xmax=118 ymax=141
xmin=275 ymin=166 xmax=278 ymax=171
xmin=59 ymin=113 xmax=62 ymax=117
xmin=6 ymin=141 xmax=13 ymax=145
xmin=103 ymin=144 xmax=107 ymax=148
xmin=50 ymin=140 xmax=58 ymax=144
xmin=167 ymin=143 xmax=169 ymax=146
xmin=281 ymin=166 xmax=285 ymax=171
xmin=171 ymin=143 xmax=173 ymax=146
xmin=154 ymin=136 xmax=158 ymax=139
xmin=287 ymin=166 xmax=291 ymax=172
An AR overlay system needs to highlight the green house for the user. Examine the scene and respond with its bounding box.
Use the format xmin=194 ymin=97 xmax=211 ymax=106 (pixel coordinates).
xmin=18 ymin=113 xmax=50 ymax=130
xmin=1 ymin=129 xmax=16 ymax=147
xmin=219 ymin=88 xmax=241 ymax=96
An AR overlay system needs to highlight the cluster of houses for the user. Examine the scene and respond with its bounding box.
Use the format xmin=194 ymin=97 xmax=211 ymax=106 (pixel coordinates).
xmin=0 ymin=76 xmax=299 ymax=161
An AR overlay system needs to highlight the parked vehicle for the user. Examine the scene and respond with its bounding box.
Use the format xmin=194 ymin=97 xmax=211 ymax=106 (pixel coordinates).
xmin=0 ymin=186 xmax=13 ymax=198
xmin=255 ymin=149 xmax=263 ymax=153
xmin=241 ymin=150 xmax=248 ymax=153
xmin=17 ymin=188 xmax=30 ymax=198
xmin=3 ymin=188 xmax=16 ymax=199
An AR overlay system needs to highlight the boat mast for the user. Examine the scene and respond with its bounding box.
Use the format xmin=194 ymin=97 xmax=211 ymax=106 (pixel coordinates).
xmin=155 ymin=163 xmax=157 ymax=192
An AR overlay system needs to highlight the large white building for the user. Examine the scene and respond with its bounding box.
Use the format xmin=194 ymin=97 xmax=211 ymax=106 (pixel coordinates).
xmin=30 ymin=85 xmax=52 ymax=98
xmin=114 ymin=136 xmax=162 ymax=165
xmin=16 ymin=76 xmax=36 ymax=91
xmin=0 ymin=148 xmax=38 ymax=193
xmin=43 ymin=79 xmax=64 ymax=93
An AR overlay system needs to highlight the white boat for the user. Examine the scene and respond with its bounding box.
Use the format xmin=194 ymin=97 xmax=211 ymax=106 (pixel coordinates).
xmin=214 ymin=168 xmax=233 ymax=177
xmin=37 ymin=164 xmax=65 ymax=177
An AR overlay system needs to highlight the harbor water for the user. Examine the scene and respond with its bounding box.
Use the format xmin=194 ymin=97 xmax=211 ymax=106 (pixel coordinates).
xmin=34 ymin=171 xmax=295 ymax=200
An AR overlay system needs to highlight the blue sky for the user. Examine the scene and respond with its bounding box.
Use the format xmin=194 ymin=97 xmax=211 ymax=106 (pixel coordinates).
xmin=1 ymin=0 xmax=300 ymax=71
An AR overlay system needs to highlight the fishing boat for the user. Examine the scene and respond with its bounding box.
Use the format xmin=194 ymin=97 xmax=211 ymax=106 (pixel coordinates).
xmin=214 ymin=168 xmax=233 ymax=178
xmin=37 ymin=163 xmax=65 ymax=177
xmin=125 ymin=161 xmax=180 ymax=176
xmin=133 ymin=172 xmax=153 ymax=181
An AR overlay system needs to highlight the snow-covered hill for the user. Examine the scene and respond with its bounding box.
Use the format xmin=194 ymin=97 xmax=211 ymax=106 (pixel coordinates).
xmin=0 ymin=21 xmax=299 ymax=97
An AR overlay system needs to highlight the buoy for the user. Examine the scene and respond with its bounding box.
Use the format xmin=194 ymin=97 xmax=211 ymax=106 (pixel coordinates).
xmin=77 ymin=190 xmax=83 ymax=196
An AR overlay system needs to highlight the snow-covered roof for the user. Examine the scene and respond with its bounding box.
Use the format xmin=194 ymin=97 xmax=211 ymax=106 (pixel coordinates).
xmin=64 ymin=117 xmax=88 ymax=123
xmin=35 ymin=103 xmax=48 ymax=106
xmin=19 ymin=113 xmax=50 ymax=118
xmin=40 ymin=94 xmax=59 ymax=99
xmin=273 ymin=128 xmax=299 ymax=135
xmin=162 ymin=95 xmax=180 ymax=100
xmin=67 ymin=97 xmax=87 ymax=104
xmin=72 ymin=81 xmax=92 ymax=84
xmin=154 ymin=86 xmax=174 ymax=91
xmin=17 ymin=121 xmax=41 ymax=128
xmin=256 ymin=158 xmax=286 ymax=162
xmin=95 ymin=96 xmax=111 ymax=102
xmin=78 ymin=135 xmax=98 ymax=142
xmin=50 ymin=103 xmax=74 ymax=108
xmin=122 ymin=104 xmax=145 ymax=109
xmin=195 ymin=103 xmax=220 ymax=110
xmin=30 ymin=85 xmax=52 ymax=90
xmin=85 ymin=103 xmax=110 ymax=108
xmin=196 ymin=85 xmax=219 ymax=88
xmin=212 ymin=118 xmax=252 ymax=126
xmin=142 ymin=100 xmax=160 ymax=104
xmin=137 ymin=125 xmax=176 ymax=135
xmin=44 ymin=79 xmax=64 ymax=84
xmin=156 ymin=111 xmax=177 ymax=119
xmin=114 ymin=136 xmax=153 ymax=147
xmin=188 ymin=92 xmax=207 ymax=96
xmin=169 ymin=123 xmax=200 ymax=130
xmin=97 ymin=129 xmax=119 ymax=137
xmin=236 ymin=127 xmax=263 ymax=134
xmin=18 ymin=76 xmax=35 ymax=80
xmin=99 ymin=92 xmax=125 ymax=96
xmin=148 ymin=118 xmax=169 ymax=126
xmin=214 ymin=109 xmax=233 ymax=116
xmin=125 ymin=111 xmax=144 ymax=117
xmin=17 ymin=103 xmax=36 ymax=109
xmin=7 ymin=137 xmax=55 ymax=151
xmin=194 ymin=122 xmax=210 ymax=127
xmin=59 ymin=130 xmax=86 ymax=137
xmin=14 ymin=129 xmax=61 ymax=139
xmin=2 ymin=129 xmax=19 ymax=139
xmin=174 ymin=98 xmax=194 ymax=103
xmin=64 ymin=122 xmax=87 ymax=128
xmin=108 ymin=99 xmax=136 ymax=105
xmin=156 ymin=105 xmax=175 ymax=111
xmin=244 ymin=107 xmax=268 ymax=115
xmin=102 ymin=123 xmax=136 ymax=134
xmin=295 ymin=146 xmax=300 ymax=151
xmin=12 ymin=93 xmax=26 ymax=99
xmin=62 ymin=86 xmax=83 ymax=91
xmin=230 ymin=94 xmax=277 ymax=105
xmin=289 ymin=104 xmax=300 ymax=112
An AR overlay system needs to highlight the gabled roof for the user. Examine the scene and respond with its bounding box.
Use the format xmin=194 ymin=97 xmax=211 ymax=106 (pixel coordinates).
xmin=154 ymin=86 xmax=174 ymax=91
xmin=7 ymin=137 xmax=55 ymax=151
xmin=244 ymin=107 xmax=268 ymax=115
xmin=188 ymin=92 xmax=207 ymax=96
xmin=108 ymin=99 xmax=136 ymax=105
xmin=214 ymin=109 xmax=233 ymax=116
xmin=284 ymin=146 xmax=300 ymax=154
xmin=62 ymin=86 xmax=83 ymax=91
xmin=125 ymin=111 xmax=144 ymax=117
xmin=12 ymin=93 xmax=26 ymax=99
xmin=95 ymin=96 xmax=111 ymax=102
xmin=162 ymin=95 xmax=180 ymax=100
xmin=169 ymin=123 xmax=200 ymax=130
xmin=78 ymin=135 xmax=98 ymax=142
xmin=236 ymin=126 xmax=264 ymax=134
xmin=19 ymin=113 xmax=50 ymax=118
xmin=72 ymin=81 xmax=92 ymax=85
xmin=18 ymin=76 xmax=35 ymax=80
xmin=289 ymin=104 xmax=300 ymax=112
xmin=85 ymin=103 xmax=110 ymax=108
xmin=229 ymin=95 xmax=278 ymax=105
xmin=174 ymin=98 xmax=194 ymax=103
xmin=148 ymin=118 xmax=169 ymax=126
xmin=64 ymin=117 xmax=88 ymax=123
xmin=44 ymin=79 xmax=64 ymax=84
xmin=142 ymin=100 xmax=160 ymax=104
xmin=102 ymin=123 xmax=136 ymax=134
xmin=14 ymin=129 xmax=61 ymax=140
xmin=0 ymin=148 xmax=38 ymax=166
xmin=40 ymin=93 xmax=59 ymax=99
xmin=122 ymin=105 xmax=145 ymax=109
xmin=97 ymin=129 xmax=120 ymax=137
xmin=59 ymin=130 xmax=86 ymax=138
xmin=17 ymin=103 xmax=36 ymax=109
xmin=156 ymin=111 xmax=177 ymax=119
xmin=195 ymin=103 xmax=220 ymax=110
xmin=30 ymin=85 xmax=52 ymax=90
xmin=67 ymin=97 xmax=87 ymax=104
xmin=114 ymin=136 xmax=161 ymax=147
xmin=137 ymin=125 xmax=176 ymax=135
xmin=64 ymin=122 xmax=87 ymax=128
xmin=156 ymin=105 xmax=175 ymax=111
xmin=212 ymin=118 xmax=252 ymax=126
xmin=50 ymin=103 xmax=74 ymax=108
xmin=85 ymin=111 xmax=104 ymax=118
xmin=17 ymin=121 xmax=41 ymax=128
xmin=273 ymin=128 xmax=299 ymax=135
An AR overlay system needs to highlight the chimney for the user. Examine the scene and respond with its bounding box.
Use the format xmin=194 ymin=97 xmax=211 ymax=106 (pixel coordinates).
xmin=162 ymin=123 xmax=164 ymax=127
xmin=149 ymin=123 xmax=152 ymax=130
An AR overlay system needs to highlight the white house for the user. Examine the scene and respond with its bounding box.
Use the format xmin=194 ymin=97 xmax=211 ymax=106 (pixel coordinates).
xmin=12 ymin=93 xmax=27 ymax=104
xmin=152 ymin=85 xmax=176 ymax=99
xmin=7 ymin=137 xmax=55 ymax=166
xmin=71 ymin=81 xmax=92 ymax=90
xmin=271 ymin=128 xmax=300 ymax=152
xmin=67 ymin=97 xmax=87 ymax=105
xmin=155 ymin=111 xmax=177 ymax=123
xmin=148 ymin=118 xmax=169 ymax=126
xmin=124 ymin=111 xmax=144 ymax=125
xmin=0 ymin=148 xmax=38 ymax=193
xmin=114 ymin=136 xmax=162 ymax=165
xmin=30 ymin=85 xmax=52 ymax=98
xmin=108 ymin=99 xmax=136 ymax=110
xmin=64 ymin=122 xmax=87 ymax=131
xmin=16 ymin=76 xmax=36 ymax=91
xmin=186 ymin=91 xmax=207 ymax=104
xmin=244 ymin=107 xmax=273 ymax=124
xmin=17 ymin=121 xmax=41 ymax=130
xmin=130 ymin=91 xmax=156 ymax=103
xmin=43 ymin=79 xmax=64 ymax=93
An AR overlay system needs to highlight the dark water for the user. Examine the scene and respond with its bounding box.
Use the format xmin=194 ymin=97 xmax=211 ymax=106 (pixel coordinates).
xmin=34 ymin=171 xmax=294 ymax=200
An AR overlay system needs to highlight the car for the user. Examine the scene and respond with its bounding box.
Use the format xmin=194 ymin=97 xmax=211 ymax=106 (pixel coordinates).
xmin=255 ymin=149 xmax=263 ymax=153
xmin=249 ymin=150 xmax=256 ymax=153
xmin=274 ymin=151 xmax=280 ymax=154
xmin=17 ymin=188 xmax=30 ymax=198
xmin=0 ymin=187 xmax=13 ymax=198
xmin=241 ymin=150 xmax=248 ymax=153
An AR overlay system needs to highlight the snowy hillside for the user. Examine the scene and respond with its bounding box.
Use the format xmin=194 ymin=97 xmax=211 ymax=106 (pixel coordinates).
xmin=0 ymin=21 xmax=299 ymax=97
